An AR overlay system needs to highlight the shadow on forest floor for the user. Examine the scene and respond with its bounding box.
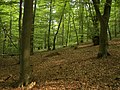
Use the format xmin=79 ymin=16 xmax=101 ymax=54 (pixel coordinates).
xmin=0 ymin=38 xmax=120 ymax=90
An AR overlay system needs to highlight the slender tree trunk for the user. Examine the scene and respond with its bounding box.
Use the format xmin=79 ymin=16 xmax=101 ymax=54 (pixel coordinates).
xmin=0 ymin=17 xmax=1 ymax=30
xmin=114 ymin=2 xmax=117 ymax=37
xmin=30 ymin=0 xmax=37 ymax=55
xmin=3 ymin=27 xmax=7 ymax=55
xmin=70 ymin=3 xmax=79 ymax=45
xmin=9 ymin=10 xmax=12 ymax=47
xmin=53 ymin=1 xmax=67 ymax=50
xmin=86 ymin=11 xmax=90 ymax=41
xmin=44 ymin=31 xmax=47 ymax=49
xmin=19 ymin=0 xmax=33 ymax=86
xmin=18 ymin=0 xmax=22 ymax=60
xmin=19 ymin=0 xmax=22 ymax=36
xmin=119 ymin=2 xmax=120 ymax=33
xmin=80 ymin=2 xmax=84 ymax=43
xmin=0 ymin=19 xmax=6 ymax=57
xmin=62 ymin=16 xmax=64 ymax=46
xmin=69 ymin=23 xmax=72 ymax=43
xmin=72 ymin=13 xmax=79 ymax=45
xmin=78 ymin=0 xmax=81 ymax=34
xmin=66 ymin=13 xmax=70 ymax=46
xmin=107 ymin=25 xmax=112 ymax=40
xmin=48 ymin=0 xmax=52 ymax=50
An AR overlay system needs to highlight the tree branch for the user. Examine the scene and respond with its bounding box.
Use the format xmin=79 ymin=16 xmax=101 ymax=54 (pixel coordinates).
xmin=92 ymin=0 xmax=102 ymax=19
xmin=103 ymin=0 xmax=112 ymax=18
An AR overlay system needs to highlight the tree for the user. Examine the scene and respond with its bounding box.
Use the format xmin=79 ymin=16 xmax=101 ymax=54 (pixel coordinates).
xmin=92 ymin=0 xmax=112 ymax=58
xmin=30 ymin=0 xmax=37 ymax=55
xmin=19 ymin=0 xmax=33 ymax=86
xmin=65 ymin=12 xmax=70 ymax=46
xmin=18 ymin=0 xmax=22 ymax=60
xmin=71 ymin=12 xmax=79 ymax=45
xmin=61 ymin=15 xmax=65 ymax=46
xmin=80 ymin=1 xmax=84 ymax=43
xmin=48 ymin=0 xmax=52 ymax=50
xmin=52 ymin=1 xmax=67 ymax=50
xmin=0 ymin=0 xmax=119 ymax=54
xmin=118 ymin=0 xmax=120 ymax=33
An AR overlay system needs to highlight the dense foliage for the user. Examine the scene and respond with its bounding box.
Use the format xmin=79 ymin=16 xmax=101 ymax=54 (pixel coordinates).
xmin=0 ymin=0 xmax=120 ymax=54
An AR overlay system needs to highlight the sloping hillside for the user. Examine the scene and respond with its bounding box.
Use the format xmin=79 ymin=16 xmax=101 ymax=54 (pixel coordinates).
xmin=0 ymin=39 xmax=120 ymax=90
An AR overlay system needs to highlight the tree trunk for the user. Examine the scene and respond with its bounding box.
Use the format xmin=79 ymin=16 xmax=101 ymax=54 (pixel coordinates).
xmin=107 ymin=25 xmax=112 ymax=40
xmin=62 ymin=16 xmax=64 ymax=46
xmin=48 ymin=0 xmax=52 ymax=50
xmin=19 ymin=0 xmax=33 ymax=86
xmin=98 ymin=17 xmax=108 ymax=57
xmin=114 ymin=1 xmax=117 ymax=37
xmin=119 ymin=1 xmax=120 ymax=33
xmin=66 ymin=12 xmax=70 ymax=46
xmin=44 ymin=31 xmax=47 ymax=49
xmin=3 ymin=26 xmax=7 ymax=56
xmin=18 ymin=0 xmax=22 ymax=61
xmin=80 ymin=2 xmax=84 ymax=43
xmin=72 ymin=13 xmax=79 ymax=45
xmin=0 ymin=18 xmax=2 ymax=49
xmin=9 ymin=10 xmax=12 ymax=47
xmin=53 ymin=1 xmax=67 ymax=50
xmin=30 ymin=0 xmax=37 ymax=55
xmin=92 ymin=0 xmax=112 ymax=58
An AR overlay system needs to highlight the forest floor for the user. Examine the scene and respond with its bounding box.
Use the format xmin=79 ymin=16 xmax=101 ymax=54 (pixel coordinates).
xmin=0 ymin=38 xmax=120 ymax=90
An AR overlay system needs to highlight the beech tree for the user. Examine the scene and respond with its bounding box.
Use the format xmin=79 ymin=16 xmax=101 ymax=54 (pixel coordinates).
xmin=92 ymin=0 xmax=112 ymax=58
xmin=19 ymin=0 xmax=33 ymax=86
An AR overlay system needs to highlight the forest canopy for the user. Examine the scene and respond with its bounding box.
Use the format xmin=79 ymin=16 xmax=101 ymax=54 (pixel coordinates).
xmin=0 ymin=0 xmax=120 ymax=54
